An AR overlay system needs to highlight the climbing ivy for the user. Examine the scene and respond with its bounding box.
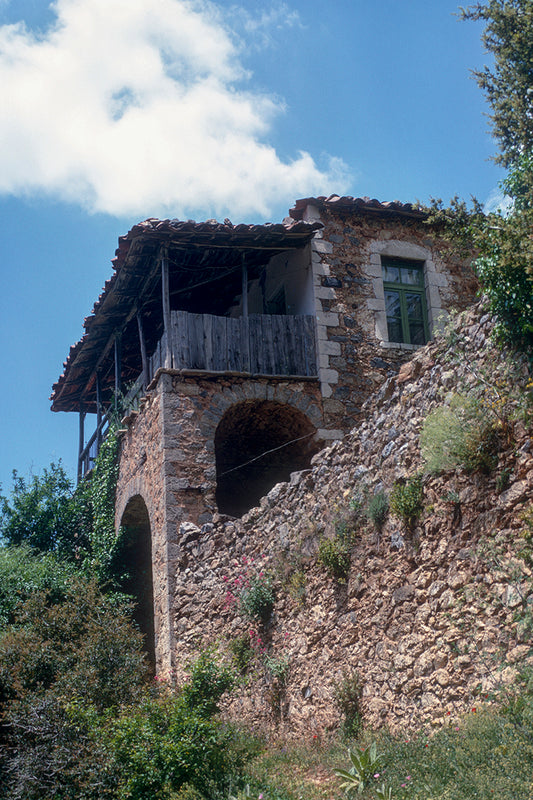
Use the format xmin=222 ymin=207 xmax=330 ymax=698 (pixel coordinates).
xmin=74 ymin=425 xmax=123 ymax=584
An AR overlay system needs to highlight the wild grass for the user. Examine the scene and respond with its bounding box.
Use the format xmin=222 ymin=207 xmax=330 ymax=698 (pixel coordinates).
xmin=232 ymin=682 xmax=533 ymax=800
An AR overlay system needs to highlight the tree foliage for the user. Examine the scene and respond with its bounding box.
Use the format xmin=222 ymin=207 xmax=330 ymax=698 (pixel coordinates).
xmin=460 ymin=0 xmax=533 ymax=168
xmin=0 ymin=462 xmax=82 ymax=558
xmin=424 ymin=2 xmax=533 ymax=353
xmin=0 ymin=544 xmax=75 ymax=629
xmin=0 ymin=428 xmax=127 ymax=586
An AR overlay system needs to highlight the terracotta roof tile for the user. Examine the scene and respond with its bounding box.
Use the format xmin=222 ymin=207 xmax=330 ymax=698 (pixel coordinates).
xmin=289 ymin=195 xmax=425 ymax=220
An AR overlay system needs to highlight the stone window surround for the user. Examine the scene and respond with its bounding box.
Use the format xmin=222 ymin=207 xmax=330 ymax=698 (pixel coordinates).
xmin=366 ymin=239 xmax=449 ymax=351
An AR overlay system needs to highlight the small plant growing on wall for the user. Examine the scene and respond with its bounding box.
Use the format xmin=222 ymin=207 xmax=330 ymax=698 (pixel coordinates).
xmin=263 ymin=650 xmax=291 ymax=722
xmin=288 ymin=568 xmax=307 ymax=606
xmin=318 ymin=509 xmax=357 ymax=583
xmin=333 ymin=669 xmax=363 ymax=740
xmin=223 ymin=558 xmax=276 ymax=625
xmin=366 ymin=490 xmax=389 ymax=535
xmin=318 ymin=534 xmax=351 ymax=582
xmin=227 ymin=634 xmax=255 ymax=675
xmin=420 ymin=394 xmax=500 ymax=474
xmin=238 ymin=572 xmax=275 ymax=624
xmin=390 ymin=475 xmax=424 ymax=532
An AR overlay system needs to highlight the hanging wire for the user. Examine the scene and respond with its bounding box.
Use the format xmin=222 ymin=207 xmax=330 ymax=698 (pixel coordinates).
xmin=217 ymin=430 xmax=316 ymax=479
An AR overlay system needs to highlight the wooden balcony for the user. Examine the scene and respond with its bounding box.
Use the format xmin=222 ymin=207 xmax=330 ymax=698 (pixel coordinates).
xmin=78 ymin=311 xmax=317 ymax=478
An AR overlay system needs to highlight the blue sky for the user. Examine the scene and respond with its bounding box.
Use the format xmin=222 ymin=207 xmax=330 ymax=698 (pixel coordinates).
xmin=0 ymin=0 xmax=501 ymax=494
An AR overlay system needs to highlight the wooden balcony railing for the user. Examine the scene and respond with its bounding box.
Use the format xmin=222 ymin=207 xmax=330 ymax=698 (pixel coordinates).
xmin=151 ymin=310 xmax=317 ymax=377
xmin=78 ymin=311 xmax=317 ymax=479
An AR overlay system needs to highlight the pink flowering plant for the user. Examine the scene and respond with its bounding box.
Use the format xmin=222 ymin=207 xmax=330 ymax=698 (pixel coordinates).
xmin=224 ymin=557 xmax=276 ymax=624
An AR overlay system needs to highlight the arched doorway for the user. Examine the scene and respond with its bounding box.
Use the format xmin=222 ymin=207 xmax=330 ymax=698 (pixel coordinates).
xmin=117 ymin=495 xmax=156 ymax=670
xmin=215 ymin=400 xmax=318 ymax=517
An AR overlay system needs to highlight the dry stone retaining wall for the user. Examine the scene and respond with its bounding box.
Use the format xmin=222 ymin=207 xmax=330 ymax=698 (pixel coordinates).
xmin=169 ymin=304 xmax=533 ymax=734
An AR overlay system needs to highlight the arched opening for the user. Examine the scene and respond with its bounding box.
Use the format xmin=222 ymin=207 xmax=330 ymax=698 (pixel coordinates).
xmin=215 ymin=400 xmax=319 ymax=517
xmin=117 ymin=495 xmax=156 ymax=670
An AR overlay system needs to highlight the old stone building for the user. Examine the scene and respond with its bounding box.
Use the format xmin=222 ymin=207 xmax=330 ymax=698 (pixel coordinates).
xmin=51 ymin=195 xmax=476 ymax=670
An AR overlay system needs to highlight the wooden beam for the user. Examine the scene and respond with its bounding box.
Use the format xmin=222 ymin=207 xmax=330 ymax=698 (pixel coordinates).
xmin=76 ymin=252 xmax=163 ymax=406
xmin=161 ymin=247 xmax=172 ymax=369
xmin=137 ymin=310 xmax=149 ymax=390
xmin=242 ymin=254 xmax=250 ymax=372
xmin=241 ymin=253 xmax=248 ymax=318
xmin=114 ymin=334 xmax=122 ymax=408
xmin=77 ymin=407 xmax=86 ymax=483
xmin=96 ymin=371 xmax=103 ymax=449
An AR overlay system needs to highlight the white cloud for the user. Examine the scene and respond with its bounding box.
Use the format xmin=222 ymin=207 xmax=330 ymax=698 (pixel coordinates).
xmin=0 ymin=0 xmax=349 ymax=219
xmin=484 ymin=188 xmax=513 ymax=216
xmin=235 ymin=2 xmax=304 ymax=49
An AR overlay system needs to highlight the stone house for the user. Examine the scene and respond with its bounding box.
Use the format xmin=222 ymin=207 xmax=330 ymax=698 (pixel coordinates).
xmin=51 ymin=195 xmax=477 ymax=669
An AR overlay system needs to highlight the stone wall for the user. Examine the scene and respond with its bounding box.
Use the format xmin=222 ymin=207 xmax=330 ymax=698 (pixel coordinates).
xmin=167 ymin=304 xmax=533 ymax=734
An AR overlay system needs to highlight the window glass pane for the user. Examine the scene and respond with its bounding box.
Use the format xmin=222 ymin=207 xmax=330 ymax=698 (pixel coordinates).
xmin=382 ymin=264 xmax=400 ymax=283
xmin=385 ymin=290 xmax=403 ymax=343
xmin=387 ymin=319 xmax=404 ymax=343
xmin=400 ymin=267 xmax=424 ymax=286
xmin=385 ymin=290 xmax=401 ymax=317
xmin=406 ymin=292 xmax=423 ymax=321
xmin=409 ymin=322 xmax=426 ymax=345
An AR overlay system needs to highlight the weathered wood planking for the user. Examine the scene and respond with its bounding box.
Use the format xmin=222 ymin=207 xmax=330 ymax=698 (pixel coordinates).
xmin=171 ymin=310 xmax=189 ymax=370
xmin=227 ymin=316 xmax=243 ymax=371
xmin=152 ymin=310 xmax=317 ymax=376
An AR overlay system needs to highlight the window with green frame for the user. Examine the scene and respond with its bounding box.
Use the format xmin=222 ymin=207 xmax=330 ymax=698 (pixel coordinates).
xmin=382 ymin=257 xmax=430 ymax=345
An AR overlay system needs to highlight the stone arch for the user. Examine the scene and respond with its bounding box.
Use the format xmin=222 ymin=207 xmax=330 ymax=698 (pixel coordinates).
xmin=197 ymin=380 xmax=324 ymax=443
xmin=118 ymin=493 xmax=156 ymax=669
xmin=214 ymin=399 xmax=319 ymax=517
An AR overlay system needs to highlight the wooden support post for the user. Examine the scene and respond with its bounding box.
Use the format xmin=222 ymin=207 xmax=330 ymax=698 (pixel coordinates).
xmin=96 ymin=371 xmax=102 ymax=450
xmin=161 ymin=248 xmax=172 ymax=369
xmin=114 ymin=334 xmax=122 ymax=410
xmin=241 ymin=253 xmax=248 ymax=318
xmin=77 ymin=406 xmax=86 ymax=483
xmin=137 ymin=310 xmax=149 ymax=390
xmin=242 ymin=253 xmax=250 ymax=372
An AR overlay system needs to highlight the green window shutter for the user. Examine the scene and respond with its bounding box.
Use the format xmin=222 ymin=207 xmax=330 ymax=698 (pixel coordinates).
xmin=382 ymin=257 xmax=429 ymax=345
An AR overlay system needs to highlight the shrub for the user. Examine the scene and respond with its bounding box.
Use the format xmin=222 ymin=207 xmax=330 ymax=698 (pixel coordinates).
xmin=181 ymin=647 xmax=235 ymax=718
xmin=318 ymin=535 xmax=350 ymax=582
xmin=104 ymin=693 xmax=251 ymax=800
xmin=421 ymin=394 xmax=499 ymax=474
xmin=0 ymin=462 xmax=81 ymax=559
xmin=0 ymin=576 xmax=148 ymax=799
xmin=333 ymin=669 xmax=363 ymax=740
xmin=390 ymin=475 xmax=424 ymax=531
